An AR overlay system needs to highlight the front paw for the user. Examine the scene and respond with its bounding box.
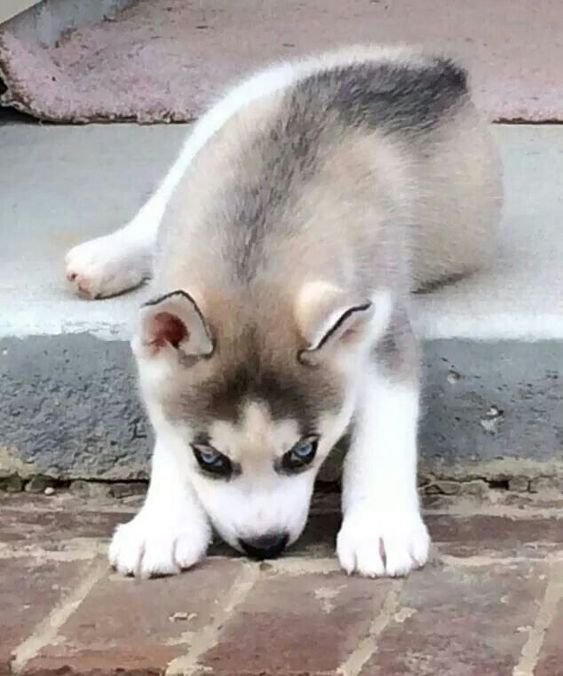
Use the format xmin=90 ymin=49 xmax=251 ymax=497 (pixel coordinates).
xmin=109 ymin=506 xmax=211 ymax=578
xmin=337 ymin=507 xmax=430 ymax=578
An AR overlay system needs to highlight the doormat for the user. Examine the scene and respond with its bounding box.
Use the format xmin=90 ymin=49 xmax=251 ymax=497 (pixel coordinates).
xmin=1 ymin=0 xmax=562 ymax=123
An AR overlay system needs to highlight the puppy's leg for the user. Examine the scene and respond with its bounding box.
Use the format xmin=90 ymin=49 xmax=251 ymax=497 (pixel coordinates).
xmin=65 ymin=135 xmax=191 ymax=299
xmin=337 ymin=310 xmax=430 ymax=577
xmin=110 ymin=436 xmax=211 ymax=577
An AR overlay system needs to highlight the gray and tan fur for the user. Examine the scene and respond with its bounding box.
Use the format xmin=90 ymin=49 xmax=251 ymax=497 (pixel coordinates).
xmin=66 ymin=45 xmax=502 ymax=578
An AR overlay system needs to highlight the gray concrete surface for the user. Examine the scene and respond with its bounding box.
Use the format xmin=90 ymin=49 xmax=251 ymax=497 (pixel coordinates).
xmin=1 ymin=122 xmax=562 ymax=482
xmin=1 ymin=333 xmax=561 ymax=483
xmin=0 ymin=121 xmax=182 ymax=339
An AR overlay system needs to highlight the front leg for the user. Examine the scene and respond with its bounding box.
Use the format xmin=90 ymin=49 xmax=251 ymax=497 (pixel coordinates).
xmin=110 ymin=437 xmax=211 ymax=577
xmin=337 ymin=315 xmax=430 ymax=577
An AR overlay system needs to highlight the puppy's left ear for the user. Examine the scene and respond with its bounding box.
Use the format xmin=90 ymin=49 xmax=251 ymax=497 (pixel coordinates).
xmin=135 ymin=290 xmax=214 ymax=360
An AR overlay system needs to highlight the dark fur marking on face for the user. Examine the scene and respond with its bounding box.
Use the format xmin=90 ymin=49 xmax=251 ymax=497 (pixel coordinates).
xmin=191 ymin=431 xmax=212 ymax=446
xmin=294 ymin=57 xmax=468 ymax=135
xmin=196 ymin=356 xmax=326 ymax=433
xmin=209 ymin=366 xmax=314 ymax=425
xmin=167 ymin=326 xmax=342 ymax=434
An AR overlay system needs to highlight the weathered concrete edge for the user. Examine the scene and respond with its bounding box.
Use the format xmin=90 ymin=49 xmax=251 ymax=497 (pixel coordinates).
xmin=1 ymin=334 xmax=562 ymax=483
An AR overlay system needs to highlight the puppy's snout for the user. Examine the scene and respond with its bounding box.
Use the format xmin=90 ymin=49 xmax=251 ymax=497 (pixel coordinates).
xmin=239 ymin=532 xmax=289 ymax=560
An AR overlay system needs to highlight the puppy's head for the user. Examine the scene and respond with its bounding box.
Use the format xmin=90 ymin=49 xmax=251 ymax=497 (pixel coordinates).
xmin=133 ymin=281 xmax=387 ymax=559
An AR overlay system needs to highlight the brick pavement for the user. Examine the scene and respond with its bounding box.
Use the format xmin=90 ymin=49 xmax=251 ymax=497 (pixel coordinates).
xmin=1 ymin=490 xmax=562 ymax=676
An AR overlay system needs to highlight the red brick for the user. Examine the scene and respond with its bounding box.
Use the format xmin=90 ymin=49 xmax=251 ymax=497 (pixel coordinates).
xmin=0 ymin=557 xmax=91 ymax=675
xmin=199 ymin=571 xmax=392 ymax=676
xmin=360 ymin=561 xmax=547 ymax=676
xmin=23 ymin=558 xmax=244 ymax=676
xmin=427 ymin=514 xmax=563 ymax=558
xmin=0 ymin=505 xmax=128 ymax=547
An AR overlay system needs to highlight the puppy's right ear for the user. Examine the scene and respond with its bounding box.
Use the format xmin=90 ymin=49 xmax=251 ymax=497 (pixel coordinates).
xmin=134 ymin=290 xmax=214 ymax=360
xmin=295 ymin=280 xmax=392 ymax=365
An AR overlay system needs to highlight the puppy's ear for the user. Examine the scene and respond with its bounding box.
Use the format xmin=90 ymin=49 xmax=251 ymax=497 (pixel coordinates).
xmin=295 ymin=281 xmax=374 ymax=364
xmin=135 ymin=290 xmax=214 ymax=359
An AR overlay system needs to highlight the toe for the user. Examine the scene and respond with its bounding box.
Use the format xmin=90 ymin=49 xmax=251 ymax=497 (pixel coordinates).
xmin=410 ymin=526 xmax=431 ymax=568
xmin=174 ymin=535 xmax=207 ymax=570
xmin=336 ymin=535 xmax=357 ymax=575
xmin=141 ymin=537 xmax=180 ymax=578
xmin=76 ymin=279 xmax=94 ymax=298
xmin=354 ymin=539 xmax=386 ymax=578
xmin=383 ymin=539 xmax=416 ymax=577
xmin=110 ymin=544 xmax=143 ymax=577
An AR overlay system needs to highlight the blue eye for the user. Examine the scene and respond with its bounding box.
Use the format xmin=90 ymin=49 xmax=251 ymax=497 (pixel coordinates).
xmin=199 ymin=447 xmax=219 ymax=464
xmin=293 ymin=442 xmax=315 ymax=459
xmin=191 ymin=444 xmax=233 ymax=478
xmin=281 ymin=437 xmax=319 ymax=473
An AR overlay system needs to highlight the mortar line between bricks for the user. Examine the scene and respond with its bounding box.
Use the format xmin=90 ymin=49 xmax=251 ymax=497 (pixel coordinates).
xmin=424 ymin=507 xmax=563 ymax=519
xmin=337 ymin=579 xmax=404 ymax=676
xmin=439 ymin=552 xmax=563 ymax=567
xmin=0 ymin=540 xmax=106 ymax=561
xmin=10 ymin=557 xmax=107 ymax=674
xmin=266 ymin=556 xmax=341 ymax=574
xmin=165 ymin=561 xmax=260 ymax=676
xmin=512 ymin=562 xmax=563 ymax=676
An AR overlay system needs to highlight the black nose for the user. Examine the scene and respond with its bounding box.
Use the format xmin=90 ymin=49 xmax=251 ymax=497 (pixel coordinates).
xmin=239 ymin=532 xmax=289 ymax=560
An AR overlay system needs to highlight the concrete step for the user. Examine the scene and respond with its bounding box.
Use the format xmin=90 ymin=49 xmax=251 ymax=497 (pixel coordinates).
xmin=1 ymin=121 xmax=562 ymax=491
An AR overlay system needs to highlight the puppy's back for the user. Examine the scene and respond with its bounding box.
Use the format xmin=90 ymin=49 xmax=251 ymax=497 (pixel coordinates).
xmin=156 ymin=46 xmax=502 ymax=300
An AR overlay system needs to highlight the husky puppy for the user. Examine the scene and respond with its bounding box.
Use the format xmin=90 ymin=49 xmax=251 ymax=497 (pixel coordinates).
xmin=66 ymin=46 xmax=502 ymax=577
